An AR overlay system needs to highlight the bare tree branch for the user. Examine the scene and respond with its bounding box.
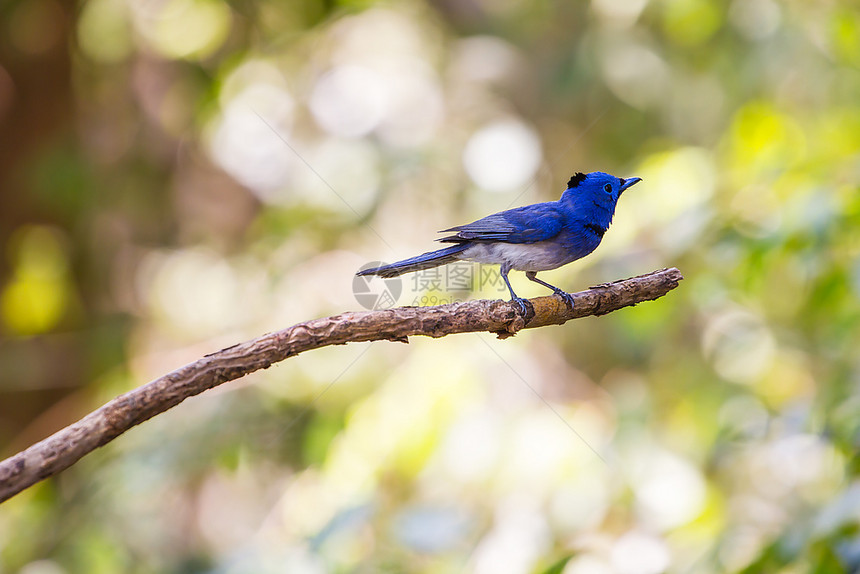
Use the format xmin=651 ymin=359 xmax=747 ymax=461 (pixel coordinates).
xmin=0 ymin=267 xmax=683 ymax=503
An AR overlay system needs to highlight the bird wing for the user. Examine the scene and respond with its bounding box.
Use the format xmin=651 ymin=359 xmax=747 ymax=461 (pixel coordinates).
xmin=438 ymin=202 xmax=564 ymax=244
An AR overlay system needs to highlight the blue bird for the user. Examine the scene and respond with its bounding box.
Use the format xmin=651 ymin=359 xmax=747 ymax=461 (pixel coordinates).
xmin=357 ymin=171 xmax=641 ymax=313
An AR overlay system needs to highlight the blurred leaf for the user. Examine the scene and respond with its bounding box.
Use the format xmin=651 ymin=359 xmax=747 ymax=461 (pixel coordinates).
xmin=537 ymin=554 xmax=574 ymax=574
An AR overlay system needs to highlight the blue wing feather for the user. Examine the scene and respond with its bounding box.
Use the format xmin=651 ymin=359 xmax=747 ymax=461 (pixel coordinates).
xmin=438 ymin=202 xmax=564 ymax=244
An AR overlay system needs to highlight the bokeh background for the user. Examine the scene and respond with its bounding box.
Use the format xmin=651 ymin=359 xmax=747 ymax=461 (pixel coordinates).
xmin=1 ymin=0 xmax=859 ymax=572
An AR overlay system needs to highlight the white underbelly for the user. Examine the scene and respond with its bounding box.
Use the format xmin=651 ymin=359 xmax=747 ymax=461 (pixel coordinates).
xmin=461 ymin=242 xmax=573 ymax=272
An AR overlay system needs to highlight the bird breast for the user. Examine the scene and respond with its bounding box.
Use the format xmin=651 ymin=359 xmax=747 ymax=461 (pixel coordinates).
xmin=461 ymin=241 xmax=579 ymax=272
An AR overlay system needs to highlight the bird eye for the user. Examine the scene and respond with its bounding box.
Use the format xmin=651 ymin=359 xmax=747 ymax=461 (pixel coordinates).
xmin=603 ymin=183 xmax=613 ymax=193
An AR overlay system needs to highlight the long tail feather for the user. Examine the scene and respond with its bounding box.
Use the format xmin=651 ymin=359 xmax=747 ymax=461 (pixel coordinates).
xmin=356 ymin=244 xmax=469 ymax=278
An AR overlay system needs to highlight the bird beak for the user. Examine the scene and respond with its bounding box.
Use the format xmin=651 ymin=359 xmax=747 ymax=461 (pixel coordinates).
xmin=619 ymin=177 xmax=642 ymax=194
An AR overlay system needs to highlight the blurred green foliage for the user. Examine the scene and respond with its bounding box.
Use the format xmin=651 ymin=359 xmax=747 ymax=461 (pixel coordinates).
xmin=1 ymin=0 xmax=859 ymax=572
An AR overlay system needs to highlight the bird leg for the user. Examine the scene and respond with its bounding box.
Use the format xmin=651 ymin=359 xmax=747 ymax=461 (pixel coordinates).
xmin=500 ymin=264 xmax=529 ymax=315
xmin=526 ymin=272 xmax=574 ymax=309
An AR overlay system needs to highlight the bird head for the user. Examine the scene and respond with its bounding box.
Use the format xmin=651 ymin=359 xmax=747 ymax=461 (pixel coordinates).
xmin=563 ymin=171 xmax=641 ymax=211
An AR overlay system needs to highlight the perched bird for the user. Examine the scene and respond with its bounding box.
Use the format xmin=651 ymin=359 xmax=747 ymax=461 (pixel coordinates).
xmin=357 ymin=171 xmax=641 ymax=312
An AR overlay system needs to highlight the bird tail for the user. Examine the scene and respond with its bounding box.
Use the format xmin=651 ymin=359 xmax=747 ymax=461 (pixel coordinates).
xmin=356 ymin=244 xmax=469 ymax=278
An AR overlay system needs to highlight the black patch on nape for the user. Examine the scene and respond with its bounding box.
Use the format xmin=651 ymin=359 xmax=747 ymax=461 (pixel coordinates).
xmin=567 ymin=172 xmax=587 ymax=189
xmin=584 ymin=223 xmax=606 ymax=237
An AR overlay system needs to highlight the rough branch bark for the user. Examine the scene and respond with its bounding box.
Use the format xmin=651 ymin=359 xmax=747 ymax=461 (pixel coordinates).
xmin=0 ymin=267 xmax=683 ymax=503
